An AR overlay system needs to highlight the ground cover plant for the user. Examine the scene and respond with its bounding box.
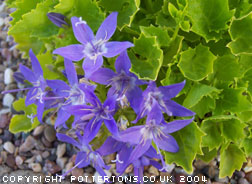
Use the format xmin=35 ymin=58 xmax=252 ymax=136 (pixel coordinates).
xmin=3 ymin=0 xmax=252 ymax=181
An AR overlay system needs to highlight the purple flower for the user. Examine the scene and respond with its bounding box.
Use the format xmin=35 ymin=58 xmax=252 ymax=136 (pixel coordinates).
xmin=89 ymin=51 xmax=145 ymax=113
xmin=65 ymin=92 xmax=119 ymax=141
xmin=98 ymin=137 xmax=162 ymax=182
xmin=56 ymin=132 xmax=110 ymax=178
xmin=53 ymin=12 xmax=134 ymax=78
xmin=133 ymin=80 xmax=195 ymax=123
xmin=46 ymin=59 xmax=95 ymax=128
xmin=2 ymin=49 xmax=47 ymax=123
xmin=118 ymin=102 xmax=194 ymax=171
xmin=47 ymin=12 xmax=68 ymax=28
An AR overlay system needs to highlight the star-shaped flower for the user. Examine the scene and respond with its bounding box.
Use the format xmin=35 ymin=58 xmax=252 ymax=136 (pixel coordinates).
xmin=89 ymin=51 xmax=145 ymax=113
xmin=118 ymin=102 xmax=194 ymax=171
xmin=46 ymin=59 xmax=96 ymax=128
xmin=53 ymin=12 xmax=134 ymax=78
xmin=65 ymin=91 xmax=119 ymax=141
xmin=2 ymin=49 xmax=47 ymax=122
xmin=133 ymin=80 xmax=195 ymax=123
xmin=56 ymin=132 xmax=110 ymax=178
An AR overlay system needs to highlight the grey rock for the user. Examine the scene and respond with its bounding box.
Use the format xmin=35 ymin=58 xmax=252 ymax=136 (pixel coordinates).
xmin=31 ymin=163 xmax=42 ymax=173
xmin=56 ymin=157 xmax=67 ymax=169
xmin=32 ymin=125 xmax=44 ymax=136
xmin=3 ymin=141 xmax=15 ymax=154
xmin=44 ymin=126 xmax=56 ymax=142
xmin=56 ymin=143 xmax=66 ymax=158
xmin=19 ymin=135 xmax=36 ymax=152
xmin=238 ymin=178 xmax=250 ymax=184
xmin=3 ymin=93 xmax=14 ymax=107
xmin=4 ymin=68 xmax=14 ymax=85
xmin=15 ymin=155 xmax=24 ymax=166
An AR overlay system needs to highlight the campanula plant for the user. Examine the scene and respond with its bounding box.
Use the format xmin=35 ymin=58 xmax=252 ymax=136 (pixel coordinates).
xmin=7 ymin=0 xmax=252 ymax=181
xmin=53 ymin=12 xmax=134 ymax=78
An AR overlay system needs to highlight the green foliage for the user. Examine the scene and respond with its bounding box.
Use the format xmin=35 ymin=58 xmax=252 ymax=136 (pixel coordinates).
xmin=9 ymin=98 xmax=39 ymax=134
xmin=228 ymin=12 xmax=252 ymax=55
xmin=130 ymin=33 xmax=163 ymax=80
xmin=219 ymin=144 xmax=246 ymax=178
xmin=178 ymin=44 xmax=216 ymax=81
xmin=8 ymin=0 xmax=252 ymax=178
xmin=165 ymin=122 xmax=204 ymax=173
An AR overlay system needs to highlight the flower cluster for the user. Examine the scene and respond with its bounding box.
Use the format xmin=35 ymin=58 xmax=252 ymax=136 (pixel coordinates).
xmin=3 ymin=12 xmax=195 ymax=180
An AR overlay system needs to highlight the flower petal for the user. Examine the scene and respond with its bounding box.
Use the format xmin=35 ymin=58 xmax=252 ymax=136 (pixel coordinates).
xmin=83 ymin=55 xmax=103 ymax=78
xmin=128 ymin=139 xmax=151 ymax=163
xmin=96 ymin=12 xmax=118 ymax=41
xmin=76 ymin=152 xmax=89 ymax=168
xmin=64 ymin=59 xmax=78 ymax=86
xmin=29 ymin=49 xmax=43 ymax=78
xmin=84 ymin=118 xmax=103 ymax=142
xmin=103 ymin=41 xmax=134 ymax=58
xmin=126 ymin=86 xmax=142 ymax=114
xmin=46 ymin=79 xmax=70 ymax=96
xmin=144 ymin=146 xmax=159 ymax=159
xmin=115 ymin=50 xmax=131 ymax=73
xmin=103 ymin=95 xmax=117 ymax=111
xmin=19 ymin=64 xmax=37 ymax=83
xmin=56 ymin=133 xmax=81 ymax=148
xmin=117 ymin=126 xmax=143 ymax=144
xmin=146 ymin=101 xmax=163 ymax=124
xmin=25 ymin=87 xmax=38 ymax=106
xmin=54 ymin=108 xmax=71 ymax=128
xmin=154 ymin=134 xmax=179 ymax=153
xmin=53 ymin=44 xmax=85 ymax=61
xmin=65 ymin=105 xmax=93 ymax=116
xmin=89 ymin=68 xmax=115 ymax=85
xmin=163 ymin=99 xmax=196 ymax=117
xmin=162 ymin=118 xmax=194 ymax=134
xmin=97 ymin=137 xmax=123 ymax=156
xmin=71 ymin=16 xmax=94 ymax=44
xmin=37 ymin=102 xmax=45 ymax=123
xmin=158 ymin=80 xmax=186 ymax=100
xmin=104 ymin=118 xmax=119 ymax=136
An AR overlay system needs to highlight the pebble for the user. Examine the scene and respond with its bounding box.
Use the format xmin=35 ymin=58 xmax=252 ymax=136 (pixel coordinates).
xmin=19 ymin=135 xmax=36 ymax=152
xmin=34 ymin=140 xmax=45 ymax=151
xmin=94 ymin=170 xmax=112 ymax=184
xmin=238 ymin=178 xmax=250 ymax=184
xmin=6 ymin=154 xmax=15 ymax=168
xmin=244 ymin=166 xmax=252 ymax=173
xmin=44 ymin=126 xmax=56 ymax=142
xmin=64 ymin=162 xmax=74 ymax=176
xmin=104 ymin=153 xmax=115 ymax=164
xmin=4 ymin=68 xmax=14 ymax=84
xmin=56 ymin=143 xmax=66 ymax=158
xmin=31 ymin=163 xmax=42 ymax=173
xmin=1 ymin=150 xmax=7 ymax=162
xmin=32 ymin=125 xmax=45 ymax=136
xmin=194 ymin=159 xmax=208 ymax=170
xmin=0 ymin=17 xmax=4 ymax=27
xmin=83 ymin=173 xmax=93 ymax=183
xmin=1 ymin=129 xmax=13 ymax=142
xmin=35 ymin=154 xmax=43 ymax=163
xmin=148 ymin=166 xmax=159 ymax=176
xmin=246 ymin=171 xmax=252 ymax=183
xmin=25 ymin=156 xmax=35 ymax=164
xmin=15 ymin=155 xmax=25 ymax=165
xmin=71 ymin=168 xmax=84 ymax=178
xmin=125 ymin=164 xmax=133 ymax=173
xmin=44 ymin=160 xmax=61 ymax=174
xmin=3 ymin=93 xmax=14 ymax=107
xmin=42 ymin=136 xmax=52 ymax=148
xmin=3 ymin=141 xmax=15 ymax=154
xmin=42 ymin=151 xmax=50 ymax=158
xmin=56 ymin=157 xmax=67 ymax=169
